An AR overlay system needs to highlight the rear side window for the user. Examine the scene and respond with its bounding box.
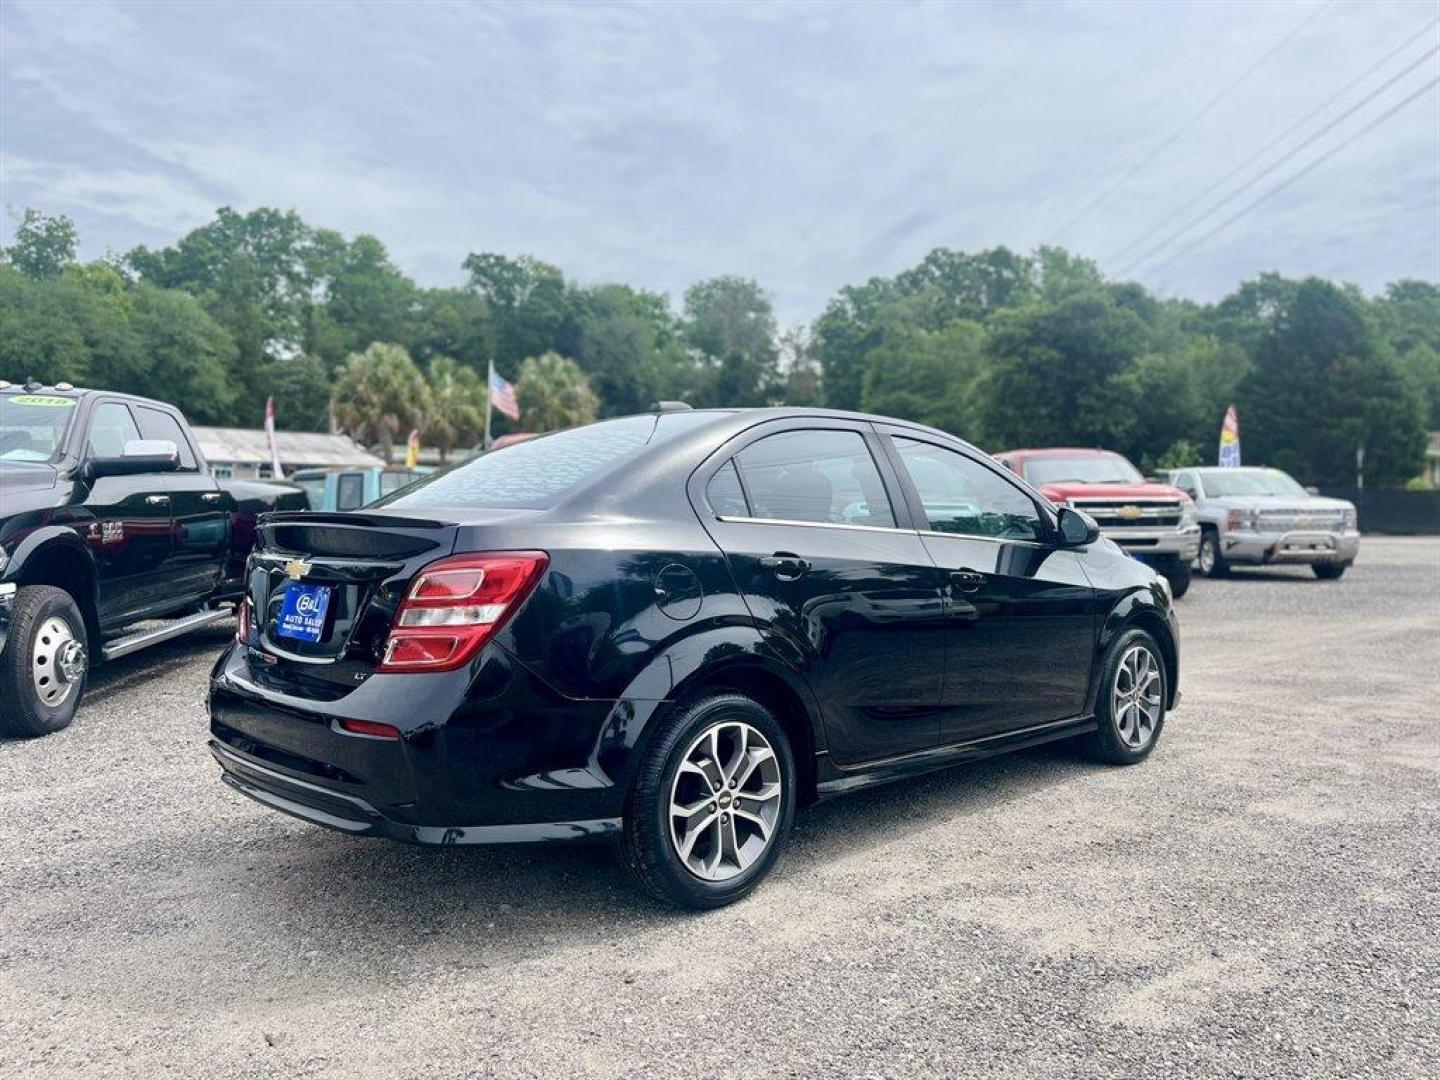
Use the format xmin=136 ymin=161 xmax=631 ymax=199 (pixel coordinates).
xmin=706 ymin=460 xmax=749 ymax=516
xmin=87 ymin=401 xmax=141 ymax=459
xmin=894 ymin=437 xmax=1043 ymax=542
xmin=292 ymin=475 xmax=327 ymax=510
xmin=734 ymin=429 xmax=895 ymax=527
xmin=336 ymin=472 xmax=365 ymax=511
xmin=134 ymin=406 xmax=198 ymax=470
xmin=377 ymin=415 xmax=668 ymax=510
xmin=379 ymin=470 xmax=418 ymax=495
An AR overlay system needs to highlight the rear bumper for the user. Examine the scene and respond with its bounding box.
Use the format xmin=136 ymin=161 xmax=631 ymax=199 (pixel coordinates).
xmin=1222 ymin=530 xmax=1360 ymax=565
xmin=208 ymin=641 xmax=643 ymax=844
xmin=211 ymin=740 xmax=620 ymax=844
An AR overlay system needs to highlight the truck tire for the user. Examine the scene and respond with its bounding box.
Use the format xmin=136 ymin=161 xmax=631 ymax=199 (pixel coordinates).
xmin=1197 ymin=528 xmax=1229 ymax=578
xmin=0 ymin=585 xmax=89 ymax=738
xmin=1161 ymin=561 xmax=1192 ymax=599
xmin=1312 ymin=562 xmax=1350 ymax=580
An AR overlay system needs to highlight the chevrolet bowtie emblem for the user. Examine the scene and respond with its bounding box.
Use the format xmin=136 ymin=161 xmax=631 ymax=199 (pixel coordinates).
xmin=284 ymin=558 xmax=312 ymax=580
xmin=1117 ymin=504 xmax=1143 ymax=521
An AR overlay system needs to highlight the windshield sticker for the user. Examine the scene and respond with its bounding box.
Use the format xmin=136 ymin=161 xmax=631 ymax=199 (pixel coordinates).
xmin=8 ymin=395 xmax=77 ymax=408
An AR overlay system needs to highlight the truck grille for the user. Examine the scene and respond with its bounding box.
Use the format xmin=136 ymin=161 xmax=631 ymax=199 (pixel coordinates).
xmin=1255 ymin=509 xmax=1347 ymax=531
xmin=1069 ymin=499 xmax=1183 ymax=528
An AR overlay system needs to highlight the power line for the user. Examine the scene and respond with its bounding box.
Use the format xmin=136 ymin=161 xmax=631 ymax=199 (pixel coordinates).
xmin=1113 ymin=41 xmax=1440 ymax=278
xmin=1142 ymin=75 xmax=1440 ymax=279
xmin=1051 ymin=0 xmax=1335 ymax=242
xmin=1105 ymin=17 xmax=1440 ymax=269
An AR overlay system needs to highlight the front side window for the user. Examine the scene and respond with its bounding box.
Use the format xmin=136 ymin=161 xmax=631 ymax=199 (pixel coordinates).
xmin=134 ymin=406 xmax=198 ymax=470
xmin=894 ymin=438 xmax=1044 ymax=542
xmin=291 ymin=475 xmax=327 ymax=510
xmin=87 ymin=401 xmax=141 ymax=459
xmin=734 ymin=429 xmax=895 ymax=527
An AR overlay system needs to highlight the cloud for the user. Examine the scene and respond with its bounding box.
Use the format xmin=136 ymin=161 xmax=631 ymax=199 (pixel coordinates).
xmin=2 ymin=0 xmax=1436 ymax=322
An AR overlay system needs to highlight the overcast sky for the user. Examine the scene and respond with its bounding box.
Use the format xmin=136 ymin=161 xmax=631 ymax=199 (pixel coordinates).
xmin=2 ymin=0 xmax=1436 ymax=324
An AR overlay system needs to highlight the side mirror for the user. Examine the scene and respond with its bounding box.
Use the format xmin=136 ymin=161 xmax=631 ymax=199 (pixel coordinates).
xmin=1305 ymin=486 xmax=1320 ymax=496
xmin=87 ymin=439 xmax=180 ymax=478
xmin=1056 ymin=506 xmax=1101 ymax=547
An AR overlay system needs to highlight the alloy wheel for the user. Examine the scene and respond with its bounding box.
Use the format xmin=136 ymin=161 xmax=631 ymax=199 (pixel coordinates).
xmin=32 ymin=615 xmax=85 ymax=708
xmin=1113 ymin=644 xmax=1161 ymax=750
xmin=669 ymin=720 xmax=783 ymax=882
xmin=1198 ymin=536 xmax=1216 ymax=574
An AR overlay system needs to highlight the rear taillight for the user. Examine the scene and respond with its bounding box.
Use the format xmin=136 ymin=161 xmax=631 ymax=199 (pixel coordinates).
xmin=378 ymin=551 xmax=548 ymax=673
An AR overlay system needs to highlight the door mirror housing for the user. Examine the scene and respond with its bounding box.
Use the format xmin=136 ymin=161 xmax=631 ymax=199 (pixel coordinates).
xmin=86 ymin=439 xmax=180 ymax=479
xmin=1305 ymin=485 xmax=1320 ymax=496
xmin=1056 ymin=506 xmax=1101 ymax=547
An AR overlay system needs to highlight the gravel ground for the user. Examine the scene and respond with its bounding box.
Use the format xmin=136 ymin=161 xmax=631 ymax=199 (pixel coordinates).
xmin=2 ymin=537 xmax=1437 ymax=1079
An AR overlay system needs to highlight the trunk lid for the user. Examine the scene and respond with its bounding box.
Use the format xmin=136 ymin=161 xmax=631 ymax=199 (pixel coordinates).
xmin=248 ymin=511 xmax=459 ymax=683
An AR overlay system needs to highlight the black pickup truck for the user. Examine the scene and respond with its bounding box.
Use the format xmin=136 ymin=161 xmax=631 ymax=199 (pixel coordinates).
xmin=0 ymin=381 xmax=307 ymax=737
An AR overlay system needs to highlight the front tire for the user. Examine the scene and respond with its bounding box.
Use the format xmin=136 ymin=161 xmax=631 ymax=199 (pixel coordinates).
xmin=1085 ymin=628 xmax=1167 ymax=766
xmin=621 ymin=692 xmax=796 ymax=910
xmin=1197 ymin=528 xmax=1229 ymax=577
xmin=0 ymin=585 xmax=89 ymax=738
xmin=1161 ymin=561 xmax=1191 ymax=599
xmin=1312 ymin=562 xmax=1350 ymax=580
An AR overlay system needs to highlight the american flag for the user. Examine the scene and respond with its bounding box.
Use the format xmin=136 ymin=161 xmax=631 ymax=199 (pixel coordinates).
xmin=489 ymin=366 xmax=520 ymax=421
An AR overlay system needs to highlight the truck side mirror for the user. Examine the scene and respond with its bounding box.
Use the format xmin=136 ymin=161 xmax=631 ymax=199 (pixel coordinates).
xmin=87 ymin=439 xmax=180 ymax=478
xmin=1056 ymin=506 xmax=1101 ymax=547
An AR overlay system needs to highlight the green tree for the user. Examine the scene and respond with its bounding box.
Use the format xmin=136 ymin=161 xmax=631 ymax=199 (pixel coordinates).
xmin=463 ymin=253 xmax=578 ymax=366
xmin=982 ymin=292 xmax=1148 ymax=450
xmin=331 ymin=343 xmax=432 ymax=463
xmin=572 ymin=284 xmax=671 ymax=415
xmin=1237 ymin=277 xmax=1425 ymax=487
xmin=3 ymin=209 xmax=78 ymax=279
xmin=861 ymin=319 xmax=987 ymax=436
xmin=261 ymin=355 xmax=332 ymax=433
xmin=127 ymin=283 xmax=237 ymax=424
xmin=426 ymin=356 xmax=487 ymax=460
xmin=514 ymin=351 xmax=599 ymax=432
xmin=681 ymin=276 xmax=779 ymax=406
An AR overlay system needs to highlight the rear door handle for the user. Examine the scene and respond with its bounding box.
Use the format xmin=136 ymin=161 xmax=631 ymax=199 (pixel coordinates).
xmin=759 ymin=553 xmax=810 ymax=580
xmin=145 ymin=494 xmax=170 ymax=506
xmin=950 ymin=568 xmax=984 ymax=593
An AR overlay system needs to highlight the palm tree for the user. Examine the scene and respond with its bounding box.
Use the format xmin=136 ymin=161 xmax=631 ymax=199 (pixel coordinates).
xmin=331 ymin=342 xmax=432 ymax=463
xmin=427 ymin=356 xmax=487 ymax=462
xmin=514 ymin=352 xmax=599 ymax=432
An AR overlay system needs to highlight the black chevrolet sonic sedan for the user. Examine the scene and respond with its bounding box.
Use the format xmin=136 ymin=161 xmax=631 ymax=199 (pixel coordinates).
xmin=209 ymin=407 xmax=1179 ymax=908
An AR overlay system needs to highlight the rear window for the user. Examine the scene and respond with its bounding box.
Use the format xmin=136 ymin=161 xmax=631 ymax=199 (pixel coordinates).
xmin=376 ymin=415 xmax=702 ymax=510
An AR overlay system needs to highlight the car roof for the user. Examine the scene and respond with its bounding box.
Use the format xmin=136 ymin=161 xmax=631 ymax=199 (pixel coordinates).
xmin=0 ymin=384 xmax=177 ymax=410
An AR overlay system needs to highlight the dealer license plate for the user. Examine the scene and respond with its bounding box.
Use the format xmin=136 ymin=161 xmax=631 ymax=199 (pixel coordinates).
xmin=276 ymin=583 xmax=332 ymax=643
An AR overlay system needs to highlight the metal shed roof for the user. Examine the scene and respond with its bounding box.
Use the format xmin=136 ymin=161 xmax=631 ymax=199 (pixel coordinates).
xmin=191 ymin=427 xmax=384 ymax=468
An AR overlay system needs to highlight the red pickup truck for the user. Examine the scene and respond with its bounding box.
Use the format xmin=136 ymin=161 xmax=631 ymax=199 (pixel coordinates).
xmin=994 ymin=447 xmax=1200 ymax=597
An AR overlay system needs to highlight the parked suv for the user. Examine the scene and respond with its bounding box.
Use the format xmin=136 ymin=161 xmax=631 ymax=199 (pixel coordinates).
xmin=994 ymin=448 xmax=1199 ymax=597
xmin=210 ymin=409 xmax=1180 ymax=909
xmin=1165 ymin=466 xmax=1359 ymax=580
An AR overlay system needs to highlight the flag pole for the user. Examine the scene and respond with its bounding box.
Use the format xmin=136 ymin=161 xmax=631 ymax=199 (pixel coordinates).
xmin=484 ymin=360 xmax=495 ymax=451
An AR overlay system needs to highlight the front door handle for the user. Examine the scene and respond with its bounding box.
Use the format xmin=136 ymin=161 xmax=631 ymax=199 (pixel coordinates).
xmin=950 ymin=568 xmax=984 ymax=593
xmin=201 ymin=491 xmax=222 ymax=502
xmin=759 ymin=553 xmax=811 ymax=580
xmin=145 ymin=494 xmax=171 ymax=506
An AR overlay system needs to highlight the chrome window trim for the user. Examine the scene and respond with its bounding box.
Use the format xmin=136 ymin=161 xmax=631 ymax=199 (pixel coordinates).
xmin=713 ymin=514 xmax=1048 ymax=548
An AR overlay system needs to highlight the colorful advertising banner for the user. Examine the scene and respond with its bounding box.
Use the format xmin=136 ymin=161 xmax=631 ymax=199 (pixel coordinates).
xmin=1219 ymin=405 xmax=1241 ymax=468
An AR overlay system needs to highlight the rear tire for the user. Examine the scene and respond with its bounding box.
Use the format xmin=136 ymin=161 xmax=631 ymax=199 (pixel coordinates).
xmin=1085 ymin=628 xmax=1167 ymax=766
xmin=0 ymin=585 xmax=89 ymax=738
xmin=1312 ymin=562 xmax=1349 ymax=580
xmin=620 ymin=692 xmax=796 ymax=910
xmin=1197 ymin=529 xmax=1229 ymax=578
